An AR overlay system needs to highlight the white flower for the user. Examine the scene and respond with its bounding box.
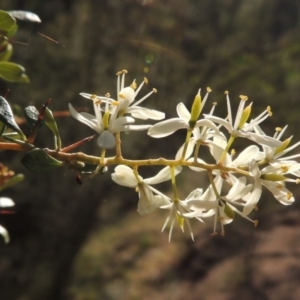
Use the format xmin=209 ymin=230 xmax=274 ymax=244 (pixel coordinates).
xmin=0 ymin=197 xmax=14 ymax=243
xmin=111 ymin=165 xmax=182 ymax=215
xmin=184 ymin=176 xmax=257 ymax=235
xmin=205 ymin=93 xmax=282 ymax=148
xmin=249 ymin=160 xmax=298 ymax=205
xmin=158 ymin=188 xmax=206 ymax=242
xmin=175 ymin=103 xmax=223 ymax=160
xmin=69 ymin=95 xmax=150 ymax=148
xmin=148 ymin=89 xmax=218 ymax=138
xmin=254 ymin=125 xmax=300 ymax=163
xmin=81 ymin=70 xmax=165 ymax=120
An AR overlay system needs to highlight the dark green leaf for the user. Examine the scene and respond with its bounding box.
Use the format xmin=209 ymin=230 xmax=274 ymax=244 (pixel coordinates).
xmin=0 ymin=62 xmax=29 ymax=83
xmin=0 ymin=96 xmax=25 ymax=139
xmin=8 ymin=11 xmax=41 ymax=23
xmin=21 ymin=149 xmax=63 ymax=173
xmin=0 ymin=10 xmax=16 ymax=32
xmin=24 ymin=106 xmax=42 ymax=128
xmin=44 ymin=107 xmax=62 ymax=149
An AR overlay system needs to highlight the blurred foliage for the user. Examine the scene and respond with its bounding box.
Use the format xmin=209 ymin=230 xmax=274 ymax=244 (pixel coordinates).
xmin=0 ymin=0 xmax=299 ymax=299
xmin=0 ymin=10 xmax=31 ymax=83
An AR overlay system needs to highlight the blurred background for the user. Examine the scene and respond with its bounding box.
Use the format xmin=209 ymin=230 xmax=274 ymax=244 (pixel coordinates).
xmin=1 ymin=0 xmax=300 ymax=299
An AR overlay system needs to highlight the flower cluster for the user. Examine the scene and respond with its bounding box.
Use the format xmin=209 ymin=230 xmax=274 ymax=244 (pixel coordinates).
xmin=69 ymin=70 xmax=300 ymax=241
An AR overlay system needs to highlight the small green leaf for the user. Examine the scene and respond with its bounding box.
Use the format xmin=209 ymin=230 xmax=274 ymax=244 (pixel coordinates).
xmin=8 ymin=11 xmax=41 ymax=23
xmin=0 ymin=62 xmax=29 ymax=83
xmin=0 ymin=96 xmax=25 ymax=139
xmin=0 ymin=42 xmax=13 ymax=62
xmin=24 ymin=106 xmax=42 ymax=128
xmin=44 ymin=107 xmax=62 ymax=149
xmin=0 ymin=10 xmax=16 ymax=32
xmin=21 ymin=149 xmax=63 ymax=173
xmin=0 ymin=174 xmax=24 ymax=192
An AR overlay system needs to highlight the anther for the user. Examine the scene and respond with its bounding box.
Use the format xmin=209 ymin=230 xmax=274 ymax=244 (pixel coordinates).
xmin=239 ymin=95 xmax=248 ymax=101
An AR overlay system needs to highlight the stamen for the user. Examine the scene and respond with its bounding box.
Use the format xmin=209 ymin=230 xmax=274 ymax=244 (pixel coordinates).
xmin=224 ymin=91 xmax=229 ymax=95
xmin=207 ymin=87 xmax=212 ymax=93
xmin=239 ymin=95 xmax=248 ymax=101
xmin=267 ymin=106 xmax=272 ymax=116
xmin=130 ymin=80 xmax=137 ymax=90
xmin=134 ymin=90 xmax=156 ymax=106
xmin=143 ymin=77 xmax=148 ymax=84
xmin=281 ymin=165 xmax=289 ymax=173
xmin=275 ymin=127 xmax=282 ymax=132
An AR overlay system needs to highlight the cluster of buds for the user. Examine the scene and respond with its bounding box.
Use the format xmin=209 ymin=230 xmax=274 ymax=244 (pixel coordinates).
xmin=68 ymin=70 xmax=300 ymax=241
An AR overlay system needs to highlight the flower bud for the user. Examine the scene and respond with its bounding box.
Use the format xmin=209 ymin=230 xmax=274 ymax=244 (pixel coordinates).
xmin=189 ymin=90 xmax=201 ymax=128
xmin=274 ymin=137 xmax=291 ymax=155
xmin=261 ymin=174 xmax=286 ymax=181
xmin=238 ymin=102 xmax=251 ymax=129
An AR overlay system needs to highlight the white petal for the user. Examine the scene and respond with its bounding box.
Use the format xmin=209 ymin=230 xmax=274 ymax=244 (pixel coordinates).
xmin=144 ymin=166 xmax=182 ymax=185
xmin=119 ymin=87 xmax=135 ymax=104
xmin=69 ymin=103 xmax=101 ymax=132
xmin=177 ymin=103 xmax=191 ymax=121
xmin=148 ymin=118 xmax=189 ymax=138
xmin=128 ymin=107 xmax=165 ymax=120
xmin=0 ymin=225 xmax=9 ymax=243
xmin=111 ymin=116 xmax=135 ymax=132
xmin=204 ymin=115 xmax=233 ymax=133
xmin=262 ymin=181 xmax=295 ymax=205
xmin=187 ymin=157 xmax=206 ymax=172
xmin=249 ymin=160 xmax=261 ymax=178
xmin=243 ymin=180 xmax=262 ymax=215
xmin=175 ymin=139 xmax=196 ymax=160
xmin=195 ymin=119 xmax=220 ymax=133
xmin=111 ymin=165 xmax=139 ymax=187
xmin=155 ymin=195 xmax=172 ymax=207
xmin=97 ymin=130 xmax=115 ymax=149
xmin=137 ymin=183 xmax=157 ymax=215
xmin=0 ymin=197 xmax=14 ymax=207
xmin=231 ymin=145 xmax=259 ymax=167
xmin=124 ymin=124 xmax=152 ymax=131
xmin=246 ymin=132 xmax=282 ymax=148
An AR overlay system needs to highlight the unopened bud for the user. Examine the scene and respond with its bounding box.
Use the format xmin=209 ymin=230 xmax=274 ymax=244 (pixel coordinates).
xmin=189 ymin=90 xmax=202 ymax=128
xmin=261 ymin=174 xmax=286 ymax=181
xmin=274 ymin=137 xmax=291 ymax=155
xmin=238 ymin=103 xmax=252 ymax=129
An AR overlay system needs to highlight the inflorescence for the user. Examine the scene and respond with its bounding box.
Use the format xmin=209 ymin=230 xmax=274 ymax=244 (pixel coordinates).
xmin=68 ymin=70 xmax=300 ymax=241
